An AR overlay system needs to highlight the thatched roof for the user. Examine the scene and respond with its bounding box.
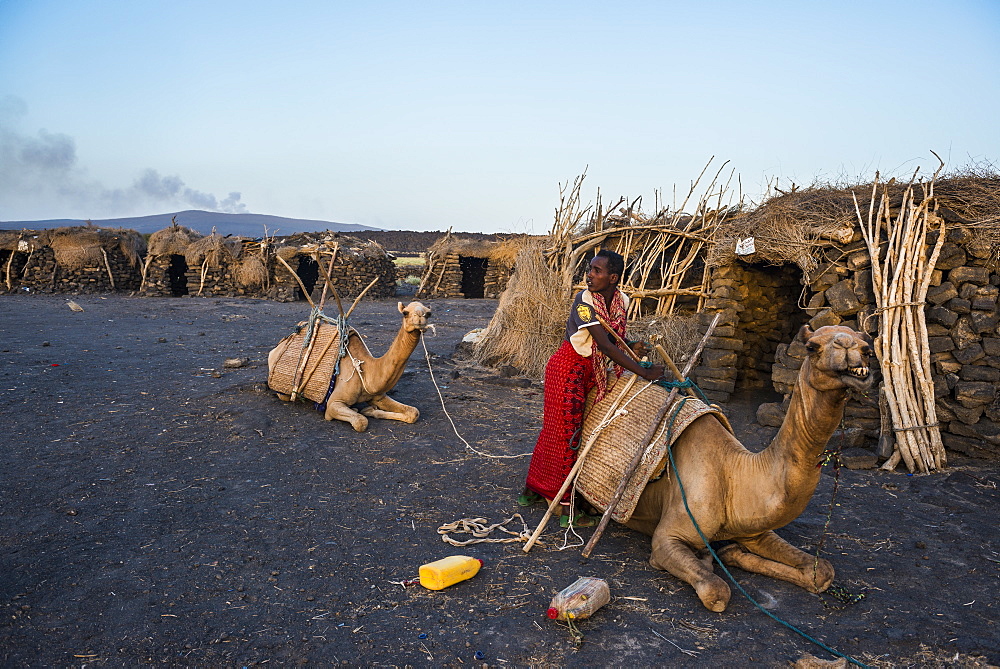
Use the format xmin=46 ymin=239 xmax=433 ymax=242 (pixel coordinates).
xmin=39 ymin=225 xmax=146 ymax=270
xmin=147 ymin=223 xmax=204 ymax=256
xmin=427 ymin=233 xmax=541 ymax=264
xmin=185 ymin=232 xmax=244 ymax=267
xmin=273 ymin=231 xmax=394 ymax=262
xmin=709 ymin=171 xmax=1000 ymax=272
xmin=0 ymin=230 xmax=42 ymax=253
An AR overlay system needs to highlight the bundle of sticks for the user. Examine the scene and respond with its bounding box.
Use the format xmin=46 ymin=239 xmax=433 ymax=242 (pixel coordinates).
xmin=856 ymin=158 xmax=947 ymax=473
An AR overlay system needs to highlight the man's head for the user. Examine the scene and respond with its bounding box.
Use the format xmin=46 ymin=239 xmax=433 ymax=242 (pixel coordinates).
xmin=587 ymin=249 xmax=625 ymax=293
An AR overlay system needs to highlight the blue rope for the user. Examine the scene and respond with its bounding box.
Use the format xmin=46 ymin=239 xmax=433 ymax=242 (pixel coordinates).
xmin=638 ymin=361 xmax=712 ymax=403
xmin=662 ymin=396 xmax=869 ymax=669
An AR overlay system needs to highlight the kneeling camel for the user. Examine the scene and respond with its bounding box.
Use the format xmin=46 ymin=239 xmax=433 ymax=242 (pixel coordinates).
xmin=626 ymin=324 xmax=874 ymax=611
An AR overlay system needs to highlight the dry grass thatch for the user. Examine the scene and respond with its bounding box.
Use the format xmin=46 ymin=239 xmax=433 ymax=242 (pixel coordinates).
xmin=148 ymin=223 xmax=204 ymax=256
xmin=0 ymin=230 xmax=41 ymax=252
xmin=427 ymin=235 xmax=495 ymax=259
xmin=185 ymin=233 xmax=243 ymax=267
xmin=274 ymin=233 xmax=393 ymax=263
xmin=42 ymin=225 xmax=146 ymax=270
xmin=233 ymin=255 xmax=268 ymax=288
xmin=630 ymin=312 xmax=704 ymax=367
xmin=474 ymin=240 xmax=569 ymax=379
xmin=483 ymin=235 xmax=540 ymax=266
xmin=709 ymin=168 xmax=1000 ymax=275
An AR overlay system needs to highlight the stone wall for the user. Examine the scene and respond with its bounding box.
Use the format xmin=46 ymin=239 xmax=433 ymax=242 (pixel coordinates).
xmin=1 ymin=250 xmax=30 ymax=291
xmin=695 ymin=263 xmax=808 ymax=402
xmin=272 ymin=252 xmax=397 ymax=303
xmin=418 ymin=254 xmax=511 ymax=300
xmin=484 ymin=262 xmax=512 ymax=299
xmin=418 ymin=253 xmax=464 ymax=298
xmin=698 ymin=227 xmax=1000 ymax=459
xmin=19 ymin=247 xmax=141 ymax=294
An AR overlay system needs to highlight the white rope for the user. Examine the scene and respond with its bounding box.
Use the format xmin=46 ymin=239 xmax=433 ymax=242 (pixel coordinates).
xmin=437 ymin=514 xmax=531 ymax=546
xmin=420 ymin=334 xmax=532 ymax=459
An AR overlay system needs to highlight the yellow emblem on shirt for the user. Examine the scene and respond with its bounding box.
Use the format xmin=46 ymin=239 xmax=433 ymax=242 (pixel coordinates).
xmin=576 ymin=303 xmax=593 ymax=322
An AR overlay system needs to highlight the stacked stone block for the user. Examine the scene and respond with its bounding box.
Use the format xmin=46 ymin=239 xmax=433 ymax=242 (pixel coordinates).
xmin=19 ymin=247 xmax=141 ymax=294
xmin=484 ymin=262 xmax=513 ymax=299
xmin=706 ymin=226 xmax=1000 ymax=460
xmin=271 ymin=253 xmax=397 ymax=303
xmin=418 ymin=253 xmax=465 ymax=298
xmin=695 ymin=263 xmax=804 ymax=402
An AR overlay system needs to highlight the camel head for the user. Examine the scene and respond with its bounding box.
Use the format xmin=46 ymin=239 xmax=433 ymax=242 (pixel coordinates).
xmin=796 ymin=324 xmax=874 ymax=393
xmin=398 ymin=301 xmax=432 ymax=333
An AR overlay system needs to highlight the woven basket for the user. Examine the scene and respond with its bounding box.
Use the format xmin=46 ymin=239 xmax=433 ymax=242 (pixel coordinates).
xmin=576 ymin=374 xmax=730 ymax=523
xmin=267 ymin=321 xmax=346 ymax=403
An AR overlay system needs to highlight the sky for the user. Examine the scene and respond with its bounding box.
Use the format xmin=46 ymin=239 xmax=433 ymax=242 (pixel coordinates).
xmin=1 ymin=1 xmax=998 ymax=234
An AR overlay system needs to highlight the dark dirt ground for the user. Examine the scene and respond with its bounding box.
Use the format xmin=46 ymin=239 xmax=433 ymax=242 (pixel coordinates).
xmin=1 ymin=293 xmax=998 ymax=668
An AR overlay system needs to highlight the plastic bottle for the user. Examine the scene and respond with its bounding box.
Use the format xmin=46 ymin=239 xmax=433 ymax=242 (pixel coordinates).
xmin=418 ymin=555 xmax=483 ymax=590
xmin=546 ymin=577 xmax=611 ymax=621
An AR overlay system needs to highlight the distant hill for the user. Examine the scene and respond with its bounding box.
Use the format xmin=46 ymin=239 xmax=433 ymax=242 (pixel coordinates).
xmin=0 ymin=210 xmax=381 ymax=238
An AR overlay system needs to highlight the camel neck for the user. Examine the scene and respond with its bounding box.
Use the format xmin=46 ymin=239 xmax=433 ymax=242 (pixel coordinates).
xmin=369 ymin=324 xmax=421 ymax=389
xmin=765 ymin=361 xmax=849 ymax=471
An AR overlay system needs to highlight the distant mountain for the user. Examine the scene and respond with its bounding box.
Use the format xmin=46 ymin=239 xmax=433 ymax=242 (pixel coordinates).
xmin=1 ymin=210 xmax=382 ymax=238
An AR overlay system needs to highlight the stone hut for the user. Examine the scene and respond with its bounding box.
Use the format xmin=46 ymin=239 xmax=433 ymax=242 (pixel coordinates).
xmin=694 ymin=173 xmax=1000 ymax=462
xmin=15 ymin=225 xmax=145 ymax=294
xmin=270 ymin=232 xmax=396 ymax=303
xmin=140 ymin=221 xmax=204 ymax=296
xmin=180 ymin=232 xmax=270 ymax=298
xmin=0 ymin=230 xmax=41 ymax=292
xmin=417 ymin=233 xmax=526 ymax=299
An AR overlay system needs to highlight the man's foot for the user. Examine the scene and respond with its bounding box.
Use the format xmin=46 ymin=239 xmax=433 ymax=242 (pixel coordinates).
xmin=517 ymin=490 xmax=543 ymax=507
xmin=560 ymin=511 xmax=598 ymax=528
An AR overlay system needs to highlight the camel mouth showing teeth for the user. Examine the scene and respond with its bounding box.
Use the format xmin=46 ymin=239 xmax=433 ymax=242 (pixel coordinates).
xmin=847 ymin=366 xmax=870 ymax=378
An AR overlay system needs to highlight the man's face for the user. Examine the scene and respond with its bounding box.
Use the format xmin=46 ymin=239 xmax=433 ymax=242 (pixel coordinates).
xmin=586 ymin=256 xmax=617 ymax=293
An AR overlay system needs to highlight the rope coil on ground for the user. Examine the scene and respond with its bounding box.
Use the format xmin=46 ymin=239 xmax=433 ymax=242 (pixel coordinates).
xmin=437 ymin=514 xmax=531 ymax=546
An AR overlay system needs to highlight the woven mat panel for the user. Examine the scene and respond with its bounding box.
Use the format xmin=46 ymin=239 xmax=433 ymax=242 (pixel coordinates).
xmin=576 ymin=375 xmax=730 ymax=523
xmin=267 ymin=321 xmax=343 ymax=403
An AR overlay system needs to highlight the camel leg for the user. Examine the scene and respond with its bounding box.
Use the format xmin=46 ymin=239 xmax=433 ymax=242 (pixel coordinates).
xmin=650 ymin=533 xmax=731 ymax=612
xmin=324 ymin=400 xmax=369 ymax=432
xmin=360 ymin=394 xmax=419 ymax=424
xmin=717 ymin=531 xmax=834 ymax=593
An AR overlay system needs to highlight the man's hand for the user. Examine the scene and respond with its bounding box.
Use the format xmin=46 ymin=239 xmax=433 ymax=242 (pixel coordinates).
xmin=628 ymin=340 xmax=650 ymax=359
xmin=639 ymin=364 xmax=665 ymax=382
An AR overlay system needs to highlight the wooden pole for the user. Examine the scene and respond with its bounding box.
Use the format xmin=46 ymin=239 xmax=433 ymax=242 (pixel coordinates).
xmin=345 ymin=276 xmax=380 ymax=319
xmin=289 ymin=253 xmax=337 ymax=400
xmin=581 ymin=313 xmax=720 ymax=558
xmin=275 ymin=255 xmax=316 ymax=309
xmin=521 ymin=376 xmax=638 ymax=553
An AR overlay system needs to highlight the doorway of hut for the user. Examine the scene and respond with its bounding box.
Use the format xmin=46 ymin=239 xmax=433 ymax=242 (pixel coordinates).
xmin=167 ymin=255 xmax=189 ymax=296
xmin=730 ymin=261 xmax=809 ymax=392
xmin=296 ymin=256 xmax=319 ymax=301
xmin=459 ymin=256 xmax=488 ymax=298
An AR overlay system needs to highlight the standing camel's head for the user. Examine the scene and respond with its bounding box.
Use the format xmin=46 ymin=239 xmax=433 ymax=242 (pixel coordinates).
xmin=398 ymin=301 xmax=432 ymax=333
xmin=797 ymin=324 xmax=874 ymax=393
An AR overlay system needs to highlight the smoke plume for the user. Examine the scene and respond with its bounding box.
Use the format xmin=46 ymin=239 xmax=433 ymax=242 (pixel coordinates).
xmin=0 ymin=96 xmax=249 ymax=220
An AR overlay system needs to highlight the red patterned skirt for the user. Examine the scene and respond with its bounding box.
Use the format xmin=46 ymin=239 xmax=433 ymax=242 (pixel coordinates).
xmin=525 ymin=340 xmax=595 ymax=502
